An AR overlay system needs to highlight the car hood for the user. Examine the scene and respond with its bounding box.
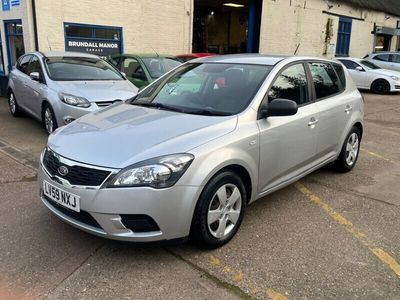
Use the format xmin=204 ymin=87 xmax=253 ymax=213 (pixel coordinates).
xmin=48 ymin=103 xmax=237 ymax=168
xmin=369 ymin=69 xmax=400 ymax=78
xmin=54 ymin=80 xmax=138 ymax=102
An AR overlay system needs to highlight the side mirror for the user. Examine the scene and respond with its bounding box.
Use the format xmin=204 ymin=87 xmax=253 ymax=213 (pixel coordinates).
xmin=29 ymin=72 xmax=41 ymax=81
xmin=260 ymin=99 xmax=298 ymax=118
xmin=355 ymin=66 xmax=364 ymax=72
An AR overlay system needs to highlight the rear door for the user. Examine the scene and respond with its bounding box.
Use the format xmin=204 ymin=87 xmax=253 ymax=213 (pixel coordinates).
xmin=372 ymin=53 xmax=392 ymax=70
xmin=339 ymin=59 xmax=367 ymax=88
xmin=389 ymin=54 xmax=400 ymax=71
xmin=310 ymin=62 xmax=351 ymax=160
xmin=257 ymin=62 xmax=319 ymax=193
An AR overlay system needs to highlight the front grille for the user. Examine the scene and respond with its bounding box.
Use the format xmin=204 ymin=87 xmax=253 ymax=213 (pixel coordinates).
xmin=42 ymin=148 xmax=111 ymax=186
xmin=45 ymin=196 xmax=102 ymax=229
xmin=96 ymin=100 xmax=122 ymax=107
xmin=120 ymin=215 xmax=160 ymax=232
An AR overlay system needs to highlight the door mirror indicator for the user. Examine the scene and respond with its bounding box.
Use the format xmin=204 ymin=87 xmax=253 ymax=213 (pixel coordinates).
xmin=260 ymin=99 xmax=298 ymax=118
xmin=29 ymin=72 xmax=41 ymax=81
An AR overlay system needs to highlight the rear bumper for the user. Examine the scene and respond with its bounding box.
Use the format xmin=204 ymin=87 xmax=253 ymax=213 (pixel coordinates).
xmin=38 ymin=164 xmax=202 ymax=242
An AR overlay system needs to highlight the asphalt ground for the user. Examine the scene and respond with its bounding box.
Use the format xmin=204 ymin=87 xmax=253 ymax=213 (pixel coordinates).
xmin=0 ymin=92 xmax=399 ymax=299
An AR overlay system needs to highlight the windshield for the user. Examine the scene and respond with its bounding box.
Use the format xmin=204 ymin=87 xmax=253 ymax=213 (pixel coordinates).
xmin=360 ymin=60 xmax=381 ymax=69
xmin=45 ymin=56 xmax=123 ymax=81
xmin=142 ymin=57 xmax=182 ymax=79
xmin=131 ymin=63 xmax=272 ymax=116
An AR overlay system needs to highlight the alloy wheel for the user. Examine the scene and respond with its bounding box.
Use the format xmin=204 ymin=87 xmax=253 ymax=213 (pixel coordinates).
xmin=9 ymin=93 xmax=16 ymax=114
xmin=207 ymin=183 xmax=242 ymax=238
xmin=345 ymin=132 xmax=359 ymax=166
xmin=44 ymin=108 xmax=54 ymax=134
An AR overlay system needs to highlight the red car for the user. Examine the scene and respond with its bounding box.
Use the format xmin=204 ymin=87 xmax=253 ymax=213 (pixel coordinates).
xmin=176 ymin=53 xmax=217 ymax=62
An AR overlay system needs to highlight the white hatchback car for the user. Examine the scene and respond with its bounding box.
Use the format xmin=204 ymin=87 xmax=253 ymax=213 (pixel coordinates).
xmin=338 ymin=58 xmax=400 ymax=94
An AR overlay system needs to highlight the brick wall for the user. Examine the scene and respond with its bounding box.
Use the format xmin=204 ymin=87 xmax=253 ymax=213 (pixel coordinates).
xmin=259 ymin=0 xmax=400 ymax=58
xmin=35 ymin=0 xmax=193 ymax=55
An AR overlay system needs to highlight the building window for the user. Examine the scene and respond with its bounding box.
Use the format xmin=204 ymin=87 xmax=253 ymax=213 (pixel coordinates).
xmin=4 ymin=19 xmax=25 ymax=71
xmin=64 ymin=23 xmax=122 ymax=58
xmin=374 ymin=35 xmax=392 ymax=52
xmin=335 ymin=17 xmax=352 ymax=57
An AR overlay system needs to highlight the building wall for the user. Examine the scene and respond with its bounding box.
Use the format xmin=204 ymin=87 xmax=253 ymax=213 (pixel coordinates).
xmin=34 ymin=0 xmax=193 ymax=55
xmin=259 ymin=0 xmax=400 ymax=58
xmin=0 ymin=1 xmax=36 ymax=73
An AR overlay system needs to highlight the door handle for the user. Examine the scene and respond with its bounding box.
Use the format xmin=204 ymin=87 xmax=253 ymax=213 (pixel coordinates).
xmin=308 ymin=117 xmax=319 ymax=127
xmin=345 ymin=105 xmax=353 ymax=113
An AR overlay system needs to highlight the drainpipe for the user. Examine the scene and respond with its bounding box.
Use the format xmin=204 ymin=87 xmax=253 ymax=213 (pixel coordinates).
xmin=31 ymin=0 xmax=39 ymax=51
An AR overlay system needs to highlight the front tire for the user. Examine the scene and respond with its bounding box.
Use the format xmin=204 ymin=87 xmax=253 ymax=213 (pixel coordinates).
xmin=371 ymin=79 xmax=390 ymax=94
xmin=42 ymin=104 xmax=58 ymax=135
xmin=333 ymin=126 xmax=361 ymax=173
xmin=190 ymin=171 xmax=247 ymax=248
xmin=8 ymin=91 xmax=22 ymax=117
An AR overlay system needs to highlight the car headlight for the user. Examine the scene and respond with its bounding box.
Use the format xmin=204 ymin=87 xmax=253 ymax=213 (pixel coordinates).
xmin=59 ymin=93 xmax=91 ymax=108
xmin=390 ymin=76 xmax=399 ymax=81
xmin=108 ymin=154 xmax=194 ymax=188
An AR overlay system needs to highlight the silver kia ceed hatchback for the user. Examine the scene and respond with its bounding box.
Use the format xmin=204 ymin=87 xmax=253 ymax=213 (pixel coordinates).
xmin=8 ymin=51 xmax=138 ymax=134
xmin=38 ymin=55 xmax=364 ymax=248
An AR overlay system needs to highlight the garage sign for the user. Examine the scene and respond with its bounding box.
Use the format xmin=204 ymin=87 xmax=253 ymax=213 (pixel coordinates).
xmin=65 ymin=39 xmax=121 ymax=57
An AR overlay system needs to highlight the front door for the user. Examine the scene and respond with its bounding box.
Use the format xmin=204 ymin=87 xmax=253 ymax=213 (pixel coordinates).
xmin=257 ymin=63 xmax=319 ymax=193
xmin=24 ymin=55 xmax=45 ymax=118
xmin=119 ymin=57 xmax=149 ymax=88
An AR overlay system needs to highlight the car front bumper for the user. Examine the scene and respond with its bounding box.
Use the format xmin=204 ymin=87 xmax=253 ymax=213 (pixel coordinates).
xmin=38 ymin=164 xmax=202 ymax=242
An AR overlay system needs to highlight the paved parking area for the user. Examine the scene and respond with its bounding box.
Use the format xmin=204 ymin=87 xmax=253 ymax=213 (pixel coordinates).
xmin=0 ymin=93 xmax=399 ymax=299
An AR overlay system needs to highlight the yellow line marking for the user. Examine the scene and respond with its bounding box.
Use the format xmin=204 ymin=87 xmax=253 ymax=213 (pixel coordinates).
xmin=208 ymin=255 xmax=288 ymax=299
xmin=361 ymin=148 xmax=400 ymax=165
xmin=294 ymin=182 xmax=400 ymax=278
xmin=266 ymin=288 xmax=288 ymax=300
xmin=209 ymin=255 xmax=220 ymax=266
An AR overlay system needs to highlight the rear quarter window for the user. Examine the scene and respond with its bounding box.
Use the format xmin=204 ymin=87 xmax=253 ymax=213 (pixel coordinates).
xmin=332 ymin=63 xmax=346 ymax=90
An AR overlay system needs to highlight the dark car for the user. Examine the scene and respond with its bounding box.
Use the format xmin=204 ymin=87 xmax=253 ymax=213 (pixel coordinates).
xmin=108 ymin=54 xmax=182 ymax=88
xmin=176 ymin=53 xmax=217 ymax=62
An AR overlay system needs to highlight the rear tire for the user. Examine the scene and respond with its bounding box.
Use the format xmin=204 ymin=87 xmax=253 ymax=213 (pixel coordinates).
xmin=371 ymin=79 xmax=390 ymax=94
xmin=42 ymin=104 xmax=58 ymax=135
xmin=333 ymin=126 xmax=361 ymax=173
xmin=8 ymin=91 xmax=22 ymax=117
xmin=190 ymin=170 xmax=247 ymax=248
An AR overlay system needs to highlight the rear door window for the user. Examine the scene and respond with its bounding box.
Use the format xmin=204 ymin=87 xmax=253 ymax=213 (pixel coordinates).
xmin=17 ymin=55 xmax=32 ymax=74
xmin=374 ymin=54 xmax=390 ymax=61
xmin=308 ymin=62 xmax=341 ymax=99
xmin=338 ymin=60 xmax=358 ymax=70
xmin=268 ymin=63 xmax=310 ymax=106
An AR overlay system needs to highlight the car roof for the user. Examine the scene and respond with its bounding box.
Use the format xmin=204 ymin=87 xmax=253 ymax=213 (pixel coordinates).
xmin=41 ymin=51 xmax=100 ymax=58
xmin=337 ymin=57 xmax=362 ymax=62
xmin=192 ymin=54 xmax=342 ymax=66
xmin=113 ymin=53 xmax=177 ymax=59
xmin=368 ymin=52 xmax=399 ymax=55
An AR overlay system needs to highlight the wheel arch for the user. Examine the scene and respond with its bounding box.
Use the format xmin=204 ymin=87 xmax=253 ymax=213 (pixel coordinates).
xmin=370 ymin=78 xmax=390 ymax=92
xmin=353 ymin=121 xmax=363 ymax=140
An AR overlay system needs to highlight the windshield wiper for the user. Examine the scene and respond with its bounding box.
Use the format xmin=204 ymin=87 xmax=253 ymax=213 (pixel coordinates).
xmin=131 ymin=102 xmax=185 ymax=113
xmin=184 ymin=108 xmax=232 ymax=116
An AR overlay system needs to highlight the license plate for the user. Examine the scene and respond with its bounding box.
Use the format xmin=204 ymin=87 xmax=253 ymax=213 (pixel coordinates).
xmin=43 ymin=181 xmax=80 ymax=212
